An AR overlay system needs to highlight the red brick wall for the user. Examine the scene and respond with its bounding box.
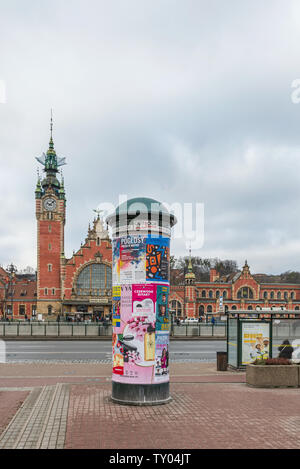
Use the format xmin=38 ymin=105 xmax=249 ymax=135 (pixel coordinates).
xmin=38 ymin=220 xmax=62 ymax=300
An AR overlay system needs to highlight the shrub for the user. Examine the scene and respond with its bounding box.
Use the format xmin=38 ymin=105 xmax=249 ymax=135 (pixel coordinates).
xmin=252 ymin=358 xmax=291 ymax=365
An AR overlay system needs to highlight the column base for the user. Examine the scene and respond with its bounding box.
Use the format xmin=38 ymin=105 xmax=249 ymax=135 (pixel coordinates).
xmin=111 ymin=381 xmax=171 ymax=406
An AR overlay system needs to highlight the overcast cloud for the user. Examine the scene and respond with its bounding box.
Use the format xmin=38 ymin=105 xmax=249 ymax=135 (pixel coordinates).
xmin=1 ymin=0 xmax=300 ymax=274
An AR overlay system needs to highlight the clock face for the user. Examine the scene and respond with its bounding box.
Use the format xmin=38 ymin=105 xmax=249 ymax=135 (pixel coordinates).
xmin=43 ymin=198 xmax=57 ymax=212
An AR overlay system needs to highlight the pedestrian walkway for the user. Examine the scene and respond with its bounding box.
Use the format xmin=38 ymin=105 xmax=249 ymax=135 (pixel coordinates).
xmin=0 ymin=362 xmax=299 ymax=449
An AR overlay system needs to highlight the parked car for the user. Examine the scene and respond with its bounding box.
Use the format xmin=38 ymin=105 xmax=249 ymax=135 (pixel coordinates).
xmin=180 ymin=318 xmax=199 ymax=324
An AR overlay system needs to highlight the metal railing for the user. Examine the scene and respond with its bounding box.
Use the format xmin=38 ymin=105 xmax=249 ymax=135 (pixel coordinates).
xmin=0 ymin=322 xmax=226 ymax=338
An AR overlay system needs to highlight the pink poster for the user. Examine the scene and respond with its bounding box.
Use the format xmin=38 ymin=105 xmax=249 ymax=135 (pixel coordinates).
xmin=132 ymin=284 xmax=156 ymax=320
xmin=112 ymin=284 xmax=158 ymax=384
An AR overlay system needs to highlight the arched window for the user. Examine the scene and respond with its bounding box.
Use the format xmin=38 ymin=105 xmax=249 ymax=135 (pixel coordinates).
xmin=263 ymin=291 xmax=268 ymax=299
xmin=237 ymin=287 xmax=253 ymax=299
xmin=47 ymin=305 xmax=53 ymax=315
xmin=277 ymin=291 xmax=281 ymax=300
xmin=223 ymin=291 xmax=227 ymax=299
xmin=270 ymin=291 xmax=274 ymax=299
xmin=284 ymin=292 xmax=288 ymax=301
xmin=225 ymin=305 xmax=229 ymax=312
xmin=170 ymin=300 xmax=182 ymax=317
xmin=209 ymin=290 xmax=213 ymax=299
xmin=199 ymin=305 xmax=205 ymax=317
xmin=232 ymin=305 xmax=237 ymax=310
xmin=295 ymin=306 xmax=299 ymax=311
xmin=207 ymin=305 xmax=213 ymax=313
xmin=291 ymin=292 xmax=295 ymax=300
xmin=76 ymin=263 xmax=112 ymax=295
xmin=216 ymin=290 xmax=220 ymax=299
xmin=248 ymin=305 xmax=253 ymax=310
xmin=202 ymin=290 xmax=206 ymax=298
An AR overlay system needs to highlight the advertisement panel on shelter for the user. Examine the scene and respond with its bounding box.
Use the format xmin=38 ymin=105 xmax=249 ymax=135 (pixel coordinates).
xmin=241 ymin=322 xmax=270 ymax=364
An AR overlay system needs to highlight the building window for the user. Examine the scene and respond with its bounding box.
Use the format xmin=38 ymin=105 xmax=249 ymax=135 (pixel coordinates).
xmin=199 ymin=305 xmax=205 ymax=316
xmin=263 ymin=291 xmax=268 ymax=299
xmin=291 ymin=292 xmax=295 ymax=300
xmin=48 ymin=264 xmax=52 ymax=272
xmin=295 ymin=306 xmax=299 ymax=311
xmin=232 ymin=305 xmax=237 ymax=310
xmin=97 ymin=237 xmax=100 ymax=246
xmin=284 ymin=292 xmax=288 ymax=301
xmin=209 ymin=290 xmax=213 ymax=299
xmin=277 ymin=292 xmax=281 ymax=300
xmin=237 ymin=287 xmax=253 ymax=299
xmin=201 ymin=290 xmax=206 ymax=298
xmin=170 ymin=300 xmax=182 ymax=317
xmin=248 ymin=305 xmax=253 ymax=310
xmin=216 ymin=290 xmax=220 ymax=299
xmin=45 ymin=288 xmax=48 ymax=296
xmin=223 ymin=291 xmax=227 ymax=299
xmin=52 ymin=288 xmax=55 ymax=295
xmin=47 ymin=213 xmax=53 ymax=220
xmin=48 ymin=305 xmax=53 ymax=315
xmin=48 ymin=225 xmax=52 ymax=233
xmin=207 ymin=305 xmax=213 ymax=313
xmin=32 ymin=305 xmax=37 ymax=316
xmin=76 ymin=263 xmax=112 ymax=295
xmin=19 ymin=305 xmax=25 ymax=316
xmin=48 ymin=243 xmax=52 ymax=251
xmin=270 ymin=291 xmax=274 ymax=299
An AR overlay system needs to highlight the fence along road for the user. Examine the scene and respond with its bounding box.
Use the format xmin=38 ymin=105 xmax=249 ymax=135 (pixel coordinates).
xmin=0 ymin=322 xmax=226 ymax=339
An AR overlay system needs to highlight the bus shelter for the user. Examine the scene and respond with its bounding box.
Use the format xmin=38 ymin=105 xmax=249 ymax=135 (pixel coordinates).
xmin=227 ymin=309 xmax=300 ymax=369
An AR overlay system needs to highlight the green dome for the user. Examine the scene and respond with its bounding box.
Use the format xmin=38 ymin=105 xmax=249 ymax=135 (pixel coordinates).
xmin=107 ymin=197 xmax=177 ymax=227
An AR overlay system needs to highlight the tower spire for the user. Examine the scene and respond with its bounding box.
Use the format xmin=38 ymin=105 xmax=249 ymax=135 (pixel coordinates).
xmin=185 ymin=242 xmax=195 ymax=283
xmin=49 ymin=109 xmax=54 ymax=151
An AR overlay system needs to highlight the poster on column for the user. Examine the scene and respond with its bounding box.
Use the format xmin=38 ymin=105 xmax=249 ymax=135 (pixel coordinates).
xmin=155 ymin=332 xmax=170 ymax=383
xmin=112 ymin=238 xmax=121 ymax=285
xmin=132 ymin=284 xmax=156 ymax=321
xmin=156 ymin=285 xmax=170 ymax=332
xmin=146 ymin=236 xmax=170 ymax=283
xmin=112 ymin=286 xmax=121 ymax=330
xmin=119 ymin=235 xmax=146 ymax=284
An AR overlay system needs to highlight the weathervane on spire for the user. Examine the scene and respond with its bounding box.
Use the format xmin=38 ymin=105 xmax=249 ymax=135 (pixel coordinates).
xmin=93 ymin=209 xmax=103 ymax=219
xmin=35 ymin=110 xmax=67 ymax=170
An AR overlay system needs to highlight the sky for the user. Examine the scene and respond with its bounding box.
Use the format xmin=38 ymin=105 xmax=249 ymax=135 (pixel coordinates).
xmin=1 ymin=0 xmax=300 ymax=274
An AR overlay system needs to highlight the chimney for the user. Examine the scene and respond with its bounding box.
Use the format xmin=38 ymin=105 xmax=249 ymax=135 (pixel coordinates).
xmin=210 ymin=268 xmax=219 ymax=283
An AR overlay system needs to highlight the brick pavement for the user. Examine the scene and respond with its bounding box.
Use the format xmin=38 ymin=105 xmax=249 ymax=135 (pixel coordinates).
xmin=0 ymin=390 xmax=29 ymax=435
xmin=0 ymin=362 xmax=299 ymax=449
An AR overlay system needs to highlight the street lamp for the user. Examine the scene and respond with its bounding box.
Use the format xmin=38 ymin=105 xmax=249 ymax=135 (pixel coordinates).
xmin=5 ymin=263 xmax=17 ymax=321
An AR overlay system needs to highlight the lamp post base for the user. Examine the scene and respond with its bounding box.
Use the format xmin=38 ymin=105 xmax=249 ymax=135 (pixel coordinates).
xmin=111 ymin=382 xmax=171 ymax=406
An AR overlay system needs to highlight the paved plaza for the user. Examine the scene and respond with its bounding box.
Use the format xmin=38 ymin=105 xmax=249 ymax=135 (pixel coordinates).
xmin=0 ymin=362 xmax=299 ymax=449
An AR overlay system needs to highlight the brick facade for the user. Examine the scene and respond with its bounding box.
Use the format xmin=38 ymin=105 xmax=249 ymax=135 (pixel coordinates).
xmin=169 ymin=261 xmax=300 ymax=319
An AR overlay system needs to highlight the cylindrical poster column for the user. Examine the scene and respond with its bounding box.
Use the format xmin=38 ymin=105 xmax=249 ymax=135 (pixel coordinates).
xmin=107 ymin=197 xmax=177 ymax=405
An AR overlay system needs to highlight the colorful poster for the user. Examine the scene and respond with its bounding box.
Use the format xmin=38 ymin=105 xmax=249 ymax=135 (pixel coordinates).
xmin=156 ymin=285 xmax=170 ymax=332
xmin=132 ymin=284 xmax=156 ymax=320
xmin=120 ymin=236 xmax=146 ymax=284
xmin=112 ymin=238 xmax=121 ymax=285
xmin=112 ymin=287 xmax=121 ymax=329
xmin=112 ymin=333 xmax=124 ymax=375
xmin=146 ymin=237 xmax=170 ymax=283
xmin=241 ymin=322 xmax=270 ymax=364
xmin=155 ymin=332 xmax=170 ymax=383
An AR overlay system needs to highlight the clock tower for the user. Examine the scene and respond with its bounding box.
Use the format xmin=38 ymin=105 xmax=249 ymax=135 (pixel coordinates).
xmin=35 ymin=115 xmax=66 ymax=318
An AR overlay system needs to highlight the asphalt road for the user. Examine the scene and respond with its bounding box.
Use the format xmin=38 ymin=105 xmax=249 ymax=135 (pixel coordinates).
xmin=3 ymin=340 xmax=227 ymax=363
